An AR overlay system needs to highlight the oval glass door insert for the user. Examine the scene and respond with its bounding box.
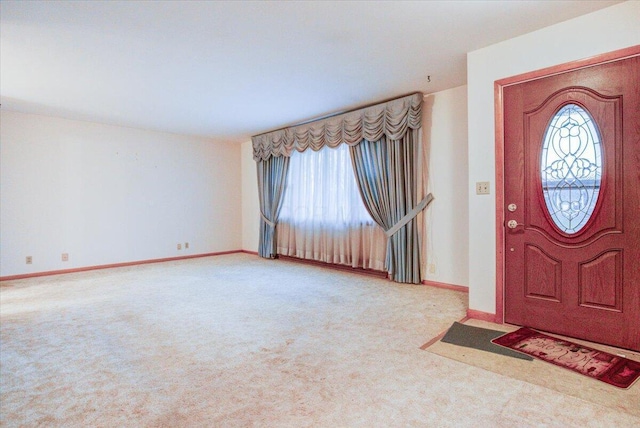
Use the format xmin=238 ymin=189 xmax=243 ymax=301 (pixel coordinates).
xmin=540 ymin=103 xmax=602 ymax=234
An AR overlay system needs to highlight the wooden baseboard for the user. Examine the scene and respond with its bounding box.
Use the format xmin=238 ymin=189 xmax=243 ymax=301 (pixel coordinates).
xmin=277 ymin=255 xmax=388 ymax=279
xmin=466 ymin=309 xmax=501 ymax=324
xmin=421 ymin=280 xmax=468 ymax=293
xmin=241 ymin=250 xmax=259 ymax=256
xmin=0 ymin=250 xmax=243 ymax=281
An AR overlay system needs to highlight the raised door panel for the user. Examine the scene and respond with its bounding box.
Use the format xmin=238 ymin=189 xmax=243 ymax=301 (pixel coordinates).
xmin=524 ymin=244 xmax=562 ymax=302
xmin=579 ymin=250 xmax=622 ymax=312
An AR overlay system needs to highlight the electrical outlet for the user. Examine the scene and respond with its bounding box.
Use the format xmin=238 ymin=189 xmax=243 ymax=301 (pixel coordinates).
xmin=476 ymin=181 xmax=490 ymax=195
xmin=26 ymin=256 xmax=33 ymax=264
xmin=177 ymin=243 xmax=182 ymax=250
xmin=185 ymin=242 xmax=189 ymax=249
xmin=62 ymin=253 xmax=69 ymax=262
xmin=429 ymin=263 xmax=436 ymax=274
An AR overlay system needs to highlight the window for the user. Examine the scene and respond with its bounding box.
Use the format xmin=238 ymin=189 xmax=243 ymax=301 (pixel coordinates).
xmin=540 ymin=103 xmax=602 ymax=234
xmin=279 ymin=144 xmax=374 ymax=226
xmin=276 ymin=143 xmax=385 ymax=270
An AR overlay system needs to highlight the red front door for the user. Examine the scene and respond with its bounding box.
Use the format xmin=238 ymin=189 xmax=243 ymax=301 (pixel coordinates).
xmin=503 ymin=54 xmax=640 ymax=351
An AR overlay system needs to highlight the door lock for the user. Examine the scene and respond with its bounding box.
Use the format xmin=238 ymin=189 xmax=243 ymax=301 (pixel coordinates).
xmin=507 ymin=220 xmax=524 ymax=229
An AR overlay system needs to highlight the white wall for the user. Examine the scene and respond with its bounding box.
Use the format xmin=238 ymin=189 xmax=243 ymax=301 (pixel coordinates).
xmin=422 ymin=86 xmax=469 ymax=287
xmin=467 ymin=1 xmax=640 ymax=314
xmin=241 ymin=140 xmax=259 ymax=252
xmin=0 ymin=111 xmax=242 ymax=277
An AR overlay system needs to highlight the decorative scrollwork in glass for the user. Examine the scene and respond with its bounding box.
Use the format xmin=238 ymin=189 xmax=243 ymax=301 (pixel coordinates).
xmin=540 ymin=104 xmax=602 ymax=234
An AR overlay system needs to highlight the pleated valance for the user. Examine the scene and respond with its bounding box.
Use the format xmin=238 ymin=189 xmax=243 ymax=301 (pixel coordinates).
xmin=252 ymin=92 xmax=423 ymax=161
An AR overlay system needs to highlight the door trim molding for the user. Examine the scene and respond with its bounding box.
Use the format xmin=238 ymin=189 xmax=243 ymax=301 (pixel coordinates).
xmin=493 ymin=44 xmax=640 ymax=324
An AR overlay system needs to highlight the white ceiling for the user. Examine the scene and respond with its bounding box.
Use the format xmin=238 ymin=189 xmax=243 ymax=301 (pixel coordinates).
xmin=0 ymin=0 xmax=622 ymax=143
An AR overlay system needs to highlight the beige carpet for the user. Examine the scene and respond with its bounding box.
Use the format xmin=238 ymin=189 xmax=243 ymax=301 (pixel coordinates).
xmin=1 ymin=253 xmax=639 ymax=427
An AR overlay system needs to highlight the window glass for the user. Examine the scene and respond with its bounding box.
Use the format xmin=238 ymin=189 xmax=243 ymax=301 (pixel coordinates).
xmin=279 ymin=144 xmax=373 ymax=225
xmin=540 ymin=103 xmax=602 ymax=234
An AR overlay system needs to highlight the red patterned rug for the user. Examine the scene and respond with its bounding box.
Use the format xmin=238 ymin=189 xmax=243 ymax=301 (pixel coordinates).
xmin=492 ymin=327 xmax=640 ymax=389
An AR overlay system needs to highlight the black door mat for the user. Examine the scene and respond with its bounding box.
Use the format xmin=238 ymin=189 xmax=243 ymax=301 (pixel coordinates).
xmin=440 ymin=322 xmax=534 ymax=361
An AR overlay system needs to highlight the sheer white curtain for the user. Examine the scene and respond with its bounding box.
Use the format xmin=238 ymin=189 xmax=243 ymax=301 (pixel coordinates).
xmin=277 ymin=144 xmax=386 ymax=270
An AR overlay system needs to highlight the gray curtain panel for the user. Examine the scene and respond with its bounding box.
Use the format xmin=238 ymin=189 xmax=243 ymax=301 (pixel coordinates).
xmin=349 ymin=131 xmax=425 ymax=284
xmin=256 ymin=155 xmax=290 ymax=258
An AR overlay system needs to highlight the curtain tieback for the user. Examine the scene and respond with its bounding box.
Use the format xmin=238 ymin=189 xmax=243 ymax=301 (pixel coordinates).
xmin=384 ymin=193 xmax=434 ymax=238
xmin=260 ymin=212 xmax=276 ymax=228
